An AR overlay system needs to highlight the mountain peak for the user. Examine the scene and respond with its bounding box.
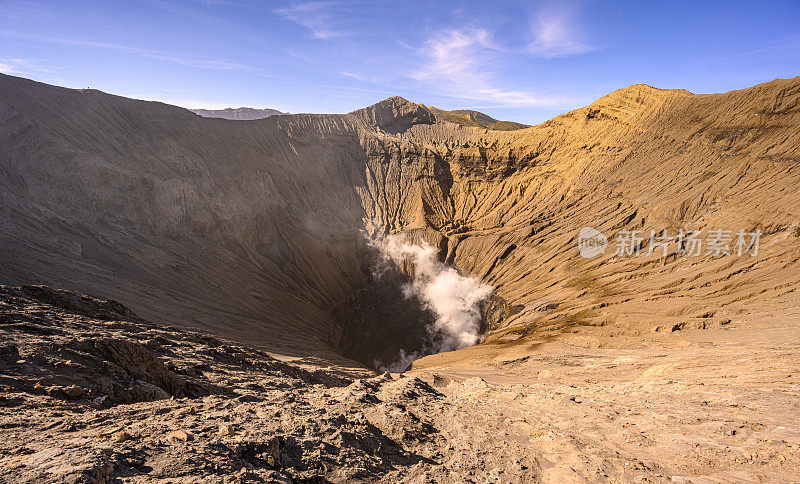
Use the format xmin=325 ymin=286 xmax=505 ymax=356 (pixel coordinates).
xmin=350 ymin=97 xmax=435 ymax=133
xmin=593 ymin=83 xmax=694 ymax=106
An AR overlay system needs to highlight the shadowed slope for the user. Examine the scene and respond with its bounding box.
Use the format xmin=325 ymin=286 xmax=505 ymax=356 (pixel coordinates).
xmin=0 ymin=75 xmax=377 ymax=363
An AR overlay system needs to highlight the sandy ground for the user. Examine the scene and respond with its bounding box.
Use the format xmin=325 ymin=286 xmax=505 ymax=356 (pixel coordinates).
xmin=408 ymin=308 xmax=800 ymax=482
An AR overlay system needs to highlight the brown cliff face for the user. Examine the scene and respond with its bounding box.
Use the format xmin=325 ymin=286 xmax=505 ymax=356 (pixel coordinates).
xmin=1 ymin=73 xmax=799 ymax=369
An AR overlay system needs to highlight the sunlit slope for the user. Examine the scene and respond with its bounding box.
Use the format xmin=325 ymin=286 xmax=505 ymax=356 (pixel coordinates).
xmin=370 ymin=81 xmax=800 ymax=353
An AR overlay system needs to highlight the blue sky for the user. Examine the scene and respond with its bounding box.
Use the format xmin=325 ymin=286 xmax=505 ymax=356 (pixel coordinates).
xmin=1 ymin=1 xmax=799 ymax=124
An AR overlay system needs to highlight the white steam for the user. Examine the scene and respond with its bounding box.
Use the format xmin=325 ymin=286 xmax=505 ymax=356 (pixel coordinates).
xmin=376 ymin=349 xmax=421 ymax=373
xmin=374 ymin=234 xmax=493 ymax=370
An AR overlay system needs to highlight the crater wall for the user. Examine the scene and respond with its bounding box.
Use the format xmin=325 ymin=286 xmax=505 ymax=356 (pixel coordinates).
xmin=1 ymin=74 xmax=799 ymax=368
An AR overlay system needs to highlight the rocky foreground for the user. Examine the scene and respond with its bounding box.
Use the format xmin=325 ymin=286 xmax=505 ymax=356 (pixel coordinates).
xmin=3 ymin=284 xmax=800 ymax=483
xmin=0 ymin=284 xmax=538 ymax=482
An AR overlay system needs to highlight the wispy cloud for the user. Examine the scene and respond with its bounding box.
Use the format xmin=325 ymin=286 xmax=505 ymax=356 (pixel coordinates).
xmin=1 ymin=29 xmax=397 ymax=104
xmin=700 ymin=33 xmax=800 ymax=64
xmin=341 ymin=71 xmax=366 ymax=81
xmin=144 ymin=52 xmax=254 ymax=71
xmin=412 ymin=28 xmax=494 ymax=81
xmin=527 ymin=6 xmax=594 ymax=58
xmin=339 ymin=71 xmax=394 ymax=85
xmin=196 ymin=0 xmax=237 ymax=5
xmin=0 ymin=31 xmax=255 ymax=72
xmin=411 ymin=28 xmax=561 ymax=107
xmin=0 ymin=58 xmax=50 ymax=76
xmin=274 ymin=1 xmax=346 ymax=40
xmin=165 ymin=100 xmax=247 ymax=110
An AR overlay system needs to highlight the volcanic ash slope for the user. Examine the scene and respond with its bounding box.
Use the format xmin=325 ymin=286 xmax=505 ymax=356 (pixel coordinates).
xmin=0 ymin=74 xmax=798 ymax=368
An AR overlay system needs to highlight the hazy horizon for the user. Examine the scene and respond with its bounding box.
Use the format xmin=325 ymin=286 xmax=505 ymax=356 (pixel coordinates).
xmin=2 ymin=1 xmax=799 ymax=124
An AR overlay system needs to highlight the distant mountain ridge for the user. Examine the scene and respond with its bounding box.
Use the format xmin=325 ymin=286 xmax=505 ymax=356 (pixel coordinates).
xmin=191 ymin=107 xmax=284 ymax=120
xmin=192 ymin=102 xmax=526 ymax=129
xmin=426 ymin=106 xmax=530 ymax=131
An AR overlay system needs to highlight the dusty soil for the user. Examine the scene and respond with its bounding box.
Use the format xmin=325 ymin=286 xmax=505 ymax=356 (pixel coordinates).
xmin=2 ymin=285 xmax=799 ymax=482
xmin=412 ymin=310 xmax=800 ymax=482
